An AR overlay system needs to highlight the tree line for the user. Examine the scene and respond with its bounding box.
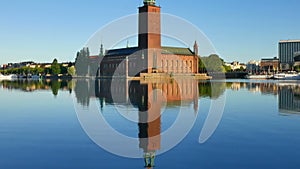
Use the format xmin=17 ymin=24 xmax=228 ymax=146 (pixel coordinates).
xmin=0 ymin=59 xmax=75 ymax=76
xmin=198 ymin=54 xmax=244 ymax=73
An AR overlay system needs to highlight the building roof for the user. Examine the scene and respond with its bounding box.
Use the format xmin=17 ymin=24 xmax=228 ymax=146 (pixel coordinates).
xmin=105 ymin=46 xmax=195 ymax=57
xmin=105 ymin=47 xmax=139 ymax=57
xmin=261 ymin=57 xmax=279 ymax=61
xmin=162 ymin=47 xmax=195 ymax=56
xmin=279 ymin=40 xmax=300 ymax=43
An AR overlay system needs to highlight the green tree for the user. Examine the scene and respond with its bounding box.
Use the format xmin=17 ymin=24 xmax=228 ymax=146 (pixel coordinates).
xmin=36 ymin=67 xmax=44 ymax=75
xmin=294 ymin=66 xmax=300 ymax=72
xmin=60 ymin=65 xmax=68 ymax=75
xmin=223 ymin=65 xmax=232 ymax=72
xmin=22 ymin=67 xmax=31 ymax=75
xmin=51 ymin=59 xmax=61 ymax=76
xmin=44 ymin=68 xmax=51 ymax=75
xmin=198 ymin=58 xmax=207 ymax=73
xmin=201 ymin=54 xmax=225 ymax=73
xmin=75 ymin=48 xmax=89 ymax=76
xmin=67 ymin=66 xmax=76 ymax=76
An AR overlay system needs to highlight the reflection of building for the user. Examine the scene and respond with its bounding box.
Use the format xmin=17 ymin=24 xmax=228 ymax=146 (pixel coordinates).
xmin=279 ymin=40 xmax=300 ymax=70
xmin=96 ymin=78 xmax=199 ymax=110
xmin=95 ymin=78 xmax=199 ymax=168
xmin=259 ymin=83 xmax=278 ymax=95
xmin=260 ymin=57 xmax=279 ymax=73
xmin=279 ymin=85 xmax=300 ymax=114
xmin=245 ymin=82 xmax=278 ymax=95
xmin=137 ymin=82 xmax=161 ymax=168
xmin=100 ymin=0 xmax=199 ymax=77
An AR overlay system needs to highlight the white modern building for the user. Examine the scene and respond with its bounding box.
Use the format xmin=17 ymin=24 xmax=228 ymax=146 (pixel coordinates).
xmin=279 ymin=40 xmax=300 ymax=70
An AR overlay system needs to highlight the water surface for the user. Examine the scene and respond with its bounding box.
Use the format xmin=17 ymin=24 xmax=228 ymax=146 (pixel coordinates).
xmin=1 ymin=79 xmax=300 ymax=169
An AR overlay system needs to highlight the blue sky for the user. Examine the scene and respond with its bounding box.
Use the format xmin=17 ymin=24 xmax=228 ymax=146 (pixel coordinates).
xmin=0 ymin=0 xmax=299 ymax=65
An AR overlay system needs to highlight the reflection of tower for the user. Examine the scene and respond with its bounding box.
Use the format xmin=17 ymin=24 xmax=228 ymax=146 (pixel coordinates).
xmin=94 ymin=78 xmax=200 ymax=168
xmin=137 ymin=82 xmax=161 ymax=168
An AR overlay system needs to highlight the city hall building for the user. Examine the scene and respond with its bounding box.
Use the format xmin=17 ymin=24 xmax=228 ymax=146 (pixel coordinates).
xmin=100 ymin=0 xmax=199 ymax=78
xmin=279 ymin=40 xmax=300 ymax=70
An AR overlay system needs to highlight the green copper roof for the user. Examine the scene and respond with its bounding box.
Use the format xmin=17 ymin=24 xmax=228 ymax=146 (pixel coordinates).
xmin=162 ymin=47 xmax=195 ymax=56
xmin=105 ymin=47 xmax=139 ymax=56
xmin=105 ymin=46 xmax=195 ymax=57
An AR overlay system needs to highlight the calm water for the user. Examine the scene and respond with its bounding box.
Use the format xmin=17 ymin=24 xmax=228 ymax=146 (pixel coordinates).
xmin=1 ymin=79 xmax=300 ymax=169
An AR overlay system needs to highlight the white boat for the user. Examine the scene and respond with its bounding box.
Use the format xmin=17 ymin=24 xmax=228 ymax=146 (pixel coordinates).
xmin=0 ymin=74 xmax=18 ymax=80
xmin=31 ymin=75 xmax=41 ymax=80
xmin=274 ymin=71 xmax=300 ymax=80
xmin=245 ymin=74 xmax=273 ymax=79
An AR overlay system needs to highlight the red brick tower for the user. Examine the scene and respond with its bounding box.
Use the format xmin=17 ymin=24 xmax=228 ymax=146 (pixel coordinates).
xmin=139 ymin=0 xmax=161 ymax=73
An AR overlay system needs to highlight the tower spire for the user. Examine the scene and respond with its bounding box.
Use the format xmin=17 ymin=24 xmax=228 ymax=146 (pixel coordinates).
xmin=194 ymin=41 xmax=199 ymax=56
xmin=99 ymin=43 xmax=104 ymax=57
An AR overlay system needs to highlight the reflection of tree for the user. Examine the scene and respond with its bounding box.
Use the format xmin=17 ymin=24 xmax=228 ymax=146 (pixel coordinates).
xmin=198 ymin=81 xmax=226 ymax=99
xmin=50 ymin=80 xmax=61 ymax=96
xmin=0 ymin=80 xmax=71 ymax=96
xmin=67 ymin=81 xmax=75 ymax=94
xmin=74 ymin=80 xmax=90 ymax=106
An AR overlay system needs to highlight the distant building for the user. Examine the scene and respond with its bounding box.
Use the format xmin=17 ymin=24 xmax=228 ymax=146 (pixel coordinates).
xmin=260 ymin=57 xmax=279 ymax=73
xmin=225 ymin=61 xmax=246 ymax=71
xmin=246 ymin=60 xmax=260 ymax=74
xmin=279 ymin=40 xmax=300 ymax=70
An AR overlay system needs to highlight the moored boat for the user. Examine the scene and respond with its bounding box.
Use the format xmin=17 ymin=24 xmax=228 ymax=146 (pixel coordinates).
xmin=274 ymin=71 xmax=300 ymax=80
xmin=245 ymin=74 xmax=273 ymax=79
xmin=0 ymin=74 xmax=18 ymax=80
